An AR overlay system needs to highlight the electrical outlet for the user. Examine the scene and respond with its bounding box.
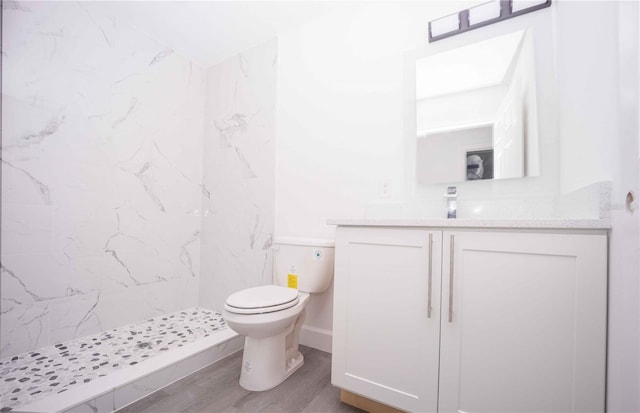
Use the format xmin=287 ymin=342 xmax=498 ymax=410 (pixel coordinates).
xmin=378 ymin=180 xmax=392 ymax=199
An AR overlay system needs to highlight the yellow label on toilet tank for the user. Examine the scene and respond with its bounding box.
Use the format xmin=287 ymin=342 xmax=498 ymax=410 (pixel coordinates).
xmin=287 ymin=274 xmax=298 ymax=289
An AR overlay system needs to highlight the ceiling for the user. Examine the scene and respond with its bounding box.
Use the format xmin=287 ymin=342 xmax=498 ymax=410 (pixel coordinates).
xmin=91 ymin=1 xmax=351 ymax=67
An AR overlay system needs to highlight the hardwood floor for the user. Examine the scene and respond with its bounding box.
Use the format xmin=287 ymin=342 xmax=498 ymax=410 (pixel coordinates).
xmin=117 ymin=345 xmax=365 ymax=413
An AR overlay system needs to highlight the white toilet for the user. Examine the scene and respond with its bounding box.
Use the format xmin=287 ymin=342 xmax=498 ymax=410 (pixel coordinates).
xmin=222 ymin=237 xmax=334 ymax=391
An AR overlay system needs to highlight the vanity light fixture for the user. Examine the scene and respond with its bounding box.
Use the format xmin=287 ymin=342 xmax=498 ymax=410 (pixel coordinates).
xmin=428 ymin=0 xmax=551 ymax=42
xmin=512 ymin=0 xmax=550 ymax=13
xmin=469 ymin=1 xmax=502 ymax=26
xmin=430 ymin=13 xmax=462 ymax=38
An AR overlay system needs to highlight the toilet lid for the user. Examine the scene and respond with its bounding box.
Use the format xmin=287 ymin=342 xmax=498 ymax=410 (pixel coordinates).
xmin=225 ymin=285 xmax=299 ymax=314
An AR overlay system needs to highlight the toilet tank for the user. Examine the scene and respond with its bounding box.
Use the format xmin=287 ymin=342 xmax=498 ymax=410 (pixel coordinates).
xmin=273 ymin=237 xmax=335 ymax=293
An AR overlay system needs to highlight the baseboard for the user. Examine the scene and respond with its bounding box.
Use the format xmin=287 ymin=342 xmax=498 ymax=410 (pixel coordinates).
xmin=299 ymin=325 xmax=332 ymax=353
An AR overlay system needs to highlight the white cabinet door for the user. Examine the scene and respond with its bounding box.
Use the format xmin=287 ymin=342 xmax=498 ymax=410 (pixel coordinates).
xmin=438 ymin=231 xmax=607 ymax=413
xmin=332 ymin=226 xmax=442 ymax=413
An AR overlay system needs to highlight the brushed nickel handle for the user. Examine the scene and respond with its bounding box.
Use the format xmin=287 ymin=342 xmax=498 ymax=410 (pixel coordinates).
xmin=449 ymin=234 xmax=455 ymax=323
xmin=427 ymin=233 xmax=433 ymax=318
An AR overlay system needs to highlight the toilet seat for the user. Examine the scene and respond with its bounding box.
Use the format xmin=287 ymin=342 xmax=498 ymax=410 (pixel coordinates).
xmin=225 ymin=285 xmax=299 ymax=315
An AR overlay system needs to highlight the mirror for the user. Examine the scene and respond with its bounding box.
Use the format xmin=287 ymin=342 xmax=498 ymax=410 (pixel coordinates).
xmin=415 ymin=29 xmax=540 ymax=185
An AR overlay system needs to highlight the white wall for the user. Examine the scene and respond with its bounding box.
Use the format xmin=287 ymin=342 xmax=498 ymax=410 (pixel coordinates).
xmin=1 ymin=2 xmax=205 ymax=358
xmin=198 ymin=39 xmax=278 ymax=313
xmin=276 ymin=3 xmax=440 ymax=349
xmin=276 ymin=2 xmax=483 ymax=241
xmin=607 ymin=1 xmax=640 ymax=412
xmin=556 ymin=2 xmax=619 ymax=194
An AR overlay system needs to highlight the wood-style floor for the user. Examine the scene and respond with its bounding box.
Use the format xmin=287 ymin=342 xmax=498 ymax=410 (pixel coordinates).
xmin=117 ymin=345 xmax=365 ymax=413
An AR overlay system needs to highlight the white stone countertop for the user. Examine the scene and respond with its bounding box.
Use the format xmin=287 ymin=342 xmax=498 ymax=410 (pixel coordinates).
xmin=327 ymin=218 xmax=611 ymax=230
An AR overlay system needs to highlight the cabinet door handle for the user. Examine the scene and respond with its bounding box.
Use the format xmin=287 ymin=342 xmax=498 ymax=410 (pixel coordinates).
xmin=449 ymin=234 xmax=455 ymax=323
xmin=427 ymin=233 xmax=433 ymax=318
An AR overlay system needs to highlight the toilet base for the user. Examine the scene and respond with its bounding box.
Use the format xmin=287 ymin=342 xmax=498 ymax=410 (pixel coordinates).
xmin=237 ymin=309 xmax=307 ymax=392
xmin=239 ymin=335 xmax=304 ymax=391
xmin=286 ymin=351 xmax=304 ymax=376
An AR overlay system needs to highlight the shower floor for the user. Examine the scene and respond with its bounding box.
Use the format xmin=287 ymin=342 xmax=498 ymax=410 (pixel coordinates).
xmin=0 ymin=308 xmax=239 ymax=413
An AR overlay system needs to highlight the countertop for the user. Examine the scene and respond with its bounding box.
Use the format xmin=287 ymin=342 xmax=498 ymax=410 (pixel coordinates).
xmin=326 ymin=218 xmax=611 ymax=230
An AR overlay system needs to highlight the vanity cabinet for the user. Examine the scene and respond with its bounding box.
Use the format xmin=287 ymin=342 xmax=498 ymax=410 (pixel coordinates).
xmin=331 ymin=226 xmax=607 ymax=413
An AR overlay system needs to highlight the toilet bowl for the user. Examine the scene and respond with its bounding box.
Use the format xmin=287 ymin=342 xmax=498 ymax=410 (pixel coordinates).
xmin=223 ymin=286 xmax=310 ymax=391
xmin=222 ymin=238 xmax=334 ymax=391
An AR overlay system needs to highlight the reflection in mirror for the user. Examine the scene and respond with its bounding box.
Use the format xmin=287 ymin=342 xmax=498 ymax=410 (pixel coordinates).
xmin=415 ymin=29 xmax=539 ymax=185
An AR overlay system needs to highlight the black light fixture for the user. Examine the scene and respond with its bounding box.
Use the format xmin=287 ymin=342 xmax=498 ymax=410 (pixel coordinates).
xmin=428 ymin=0 xmax=552 ymax=43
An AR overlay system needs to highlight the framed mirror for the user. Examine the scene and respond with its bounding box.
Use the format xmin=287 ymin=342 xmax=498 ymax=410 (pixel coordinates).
xmin=405 ymin=6 xmax=557 ymax=190
xmin=415 ymin=28 xmax=539 ymax=185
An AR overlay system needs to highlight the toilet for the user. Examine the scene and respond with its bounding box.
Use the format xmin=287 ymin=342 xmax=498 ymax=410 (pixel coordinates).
xmin=222 ymin=237 xmax=334 ymax=391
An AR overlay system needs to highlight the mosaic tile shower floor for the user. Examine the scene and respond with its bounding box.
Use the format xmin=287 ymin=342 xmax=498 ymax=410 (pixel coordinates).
xmin=0 ymin=308 xmax=228 ymax=412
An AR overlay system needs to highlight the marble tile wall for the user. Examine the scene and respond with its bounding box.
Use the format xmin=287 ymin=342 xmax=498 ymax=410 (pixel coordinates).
xmin=1 ymin=2 xmax=205 ymax=359
xmin=198 ymin=39 xmax=278 ymax=311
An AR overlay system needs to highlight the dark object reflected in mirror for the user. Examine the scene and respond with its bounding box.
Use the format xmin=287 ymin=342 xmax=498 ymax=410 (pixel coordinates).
xmin=466 ymin=149 xmax=494 ymax=181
